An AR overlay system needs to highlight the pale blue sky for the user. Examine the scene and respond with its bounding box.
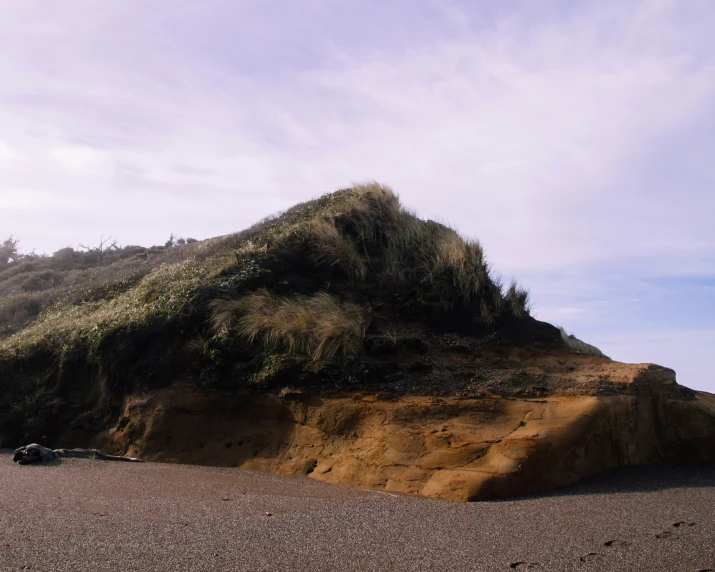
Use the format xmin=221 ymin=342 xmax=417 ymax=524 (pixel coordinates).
xmin=0 ymin=0 xmax=713 ymax=391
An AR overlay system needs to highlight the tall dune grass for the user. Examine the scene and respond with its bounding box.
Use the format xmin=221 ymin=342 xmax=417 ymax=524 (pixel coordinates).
xmin=308 ymin=219 xmax=367 ymax=280
xmin=307 ymin=183 xmax=530 ymax=320
xmin=559 ymin=327 xmax=609 ymax=358
xmin=210 ymin=289 xmax=369 ymax=361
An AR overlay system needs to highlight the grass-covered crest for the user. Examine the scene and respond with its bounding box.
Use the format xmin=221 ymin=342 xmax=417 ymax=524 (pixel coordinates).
xmin=0 ymin=183 xmax=533 ymax=446
xmin=208 ymin=183 xmax=531 ymax=360
xmin=304 ymin=184 xmax=530 ymax=319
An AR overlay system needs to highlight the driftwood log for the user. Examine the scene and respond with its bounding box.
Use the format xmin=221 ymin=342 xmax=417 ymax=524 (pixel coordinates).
xmin=12 ymin=443 xmax=142 ymax=465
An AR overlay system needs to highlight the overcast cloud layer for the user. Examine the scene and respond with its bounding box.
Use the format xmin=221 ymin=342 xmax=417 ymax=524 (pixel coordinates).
xmin=0 ymin=0 xmax=713 ymax=390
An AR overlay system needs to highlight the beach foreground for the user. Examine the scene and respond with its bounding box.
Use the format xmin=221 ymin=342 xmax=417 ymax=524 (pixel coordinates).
xmin=1 ymin=451 xmax=713 ymax=571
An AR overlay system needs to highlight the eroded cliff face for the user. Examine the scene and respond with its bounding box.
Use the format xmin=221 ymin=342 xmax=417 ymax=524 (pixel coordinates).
xmin=86 ymin=357 xmax=715 ymax=502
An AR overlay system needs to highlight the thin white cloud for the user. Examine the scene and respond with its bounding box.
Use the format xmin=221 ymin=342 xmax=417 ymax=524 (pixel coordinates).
xmin=50 ymin=145 xmax=115 ymax=175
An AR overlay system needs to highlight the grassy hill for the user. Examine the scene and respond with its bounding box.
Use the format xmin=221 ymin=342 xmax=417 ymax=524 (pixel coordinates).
xmin=0 ymin=184 xmax=562 ymax=447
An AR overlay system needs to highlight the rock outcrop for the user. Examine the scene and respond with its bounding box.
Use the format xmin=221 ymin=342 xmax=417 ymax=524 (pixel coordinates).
xmin=89 ymin=356 xmax=715 ymax=501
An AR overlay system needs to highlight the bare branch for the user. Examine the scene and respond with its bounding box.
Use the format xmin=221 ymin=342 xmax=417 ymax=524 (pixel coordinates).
xmin=78 ymin=235 xmax=117 ymax=265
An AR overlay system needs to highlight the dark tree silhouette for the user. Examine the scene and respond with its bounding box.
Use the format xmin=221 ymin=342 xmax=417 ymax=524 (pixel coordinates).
xmin=0 ymin=236 xmax=20 ymax=266
xmin=78 ymin=235 xmax=118 ymax=265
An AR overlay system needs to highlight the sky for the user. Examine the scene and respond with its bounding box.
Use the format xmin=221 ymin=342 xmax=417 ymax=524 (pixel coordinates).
xmin=0 ymin=0 xmax=713 ymax=391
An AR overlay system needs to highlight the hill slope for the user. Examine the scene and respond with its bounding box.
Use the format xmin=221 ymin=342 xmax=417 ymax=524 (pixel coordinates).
xmin=0 ymin=184 xmax=541 ymax=443
xmin=1 ymin=183 xmax=712 ymax=500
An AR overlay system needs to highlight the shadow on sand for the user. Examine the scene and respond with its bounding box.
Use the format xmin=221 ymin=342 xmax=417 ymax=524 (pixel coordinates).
xmin=3 ymin=448 xmax=714 ymax=499
xmin=528 ymin=464 xmax=715 ymax=499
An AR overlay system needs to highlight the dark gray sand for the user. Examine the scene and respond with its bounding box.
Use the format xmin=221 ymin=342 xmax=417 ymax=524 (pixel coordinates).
xmin=1 ymin=450 xmax=713 ymax=571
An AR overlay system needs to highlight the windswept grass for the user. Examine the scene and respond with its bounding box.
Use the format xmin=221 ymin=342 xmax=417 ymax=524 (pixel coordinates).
xmin=210 ymin=289 xmax=369 ymax=361
xmin=207 ymin=241 xmax=269 ymax=280
xmin=505 ymin=281 xmax=531 ymax=318
xmin=308 ymin=219 xmax=367 ymax=280
xmin=0 ymin=258 xmax=211 ymax=359
xmin=307 ymin=182 xmax=530 ymax=321
xmin=0 ymin=183 xmax=535 ymax=365
xmin=0 ymin=242 xmax=203 ymax=339
xmin=0 ymin=294 xmax=51 ymax=336
xmin=559 ymin=327 xmax=609 ymax=359
xmin=0 ymin=182 xmax=542 ymax=445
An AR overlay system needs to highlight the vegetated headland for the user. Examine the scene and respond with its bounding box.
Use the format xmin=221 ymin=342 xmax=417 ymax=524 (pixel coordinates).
xmin=1 ymin=183 xmax=713 ymax=501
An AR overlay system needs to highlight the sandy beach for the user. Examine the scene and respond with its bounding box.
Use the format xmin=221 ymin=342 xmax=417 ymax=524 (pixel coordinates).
xmin=0 ymin=450 xmax=713 ymax=571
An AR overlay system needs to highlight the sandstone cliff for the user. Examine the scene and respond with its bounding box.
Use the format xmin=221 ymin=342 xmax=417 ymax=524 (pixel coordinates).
xmin=90 ymin=354 xmax=715 ymax=501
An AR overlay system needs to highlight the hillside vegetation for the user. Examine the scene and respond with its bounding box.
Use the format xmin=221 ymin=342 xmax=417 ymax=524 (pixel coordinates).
xmin=0 ymin=184 xmax=555 ymax=447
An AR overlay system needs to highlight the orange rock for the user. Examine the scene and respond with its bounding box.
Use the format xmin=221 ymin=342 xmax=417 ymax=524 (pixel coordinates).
xmin=88 ymin=359 xmax=715 ymax=501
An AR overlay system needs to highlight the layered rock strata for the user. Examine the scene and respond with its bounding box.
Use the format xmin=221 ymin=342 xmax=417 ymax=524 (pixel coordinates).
xmin=88 ymin=360 xmax=715 ymax=501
